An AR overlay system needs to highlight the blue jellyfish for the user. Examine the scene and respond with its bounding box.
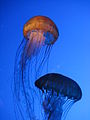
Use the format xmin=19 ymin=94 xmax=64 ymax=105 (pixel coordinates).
xmin=13 ymin=16 xmax=59 ymax=120
xmin=35 ymin=73 xmax=82 ymax=120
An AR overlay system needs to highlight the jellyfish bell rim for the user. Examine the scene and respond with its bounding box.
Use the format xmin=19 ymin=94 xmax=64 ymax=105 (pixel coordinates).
xmin=23 ymin=15 xmax=59 ymax=44
xmin=35 ymin=73 xmax=82 ymax=101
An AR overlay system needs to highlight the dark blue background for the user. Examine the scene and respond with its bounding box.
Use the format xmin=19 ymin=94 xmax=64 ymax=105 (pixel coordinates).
xmin=0 ymin=0 xmax=90 ymax=120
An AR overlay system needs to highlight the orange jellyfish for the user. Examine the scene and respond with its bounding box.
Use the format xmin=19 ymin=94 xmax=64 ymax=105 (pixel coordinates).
xmin=14 ymin=16 xmax=59 ymax=120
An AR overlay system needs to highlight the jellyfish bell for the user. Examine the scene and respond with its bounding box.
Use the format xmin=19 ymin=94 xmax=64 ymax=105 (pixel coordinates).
xmin=23 ymin=16 xmax=59 ymax=43
xmin=23 ymin=16 xmax=59 ymax=58
xmin=35 ymin=73 xmax=82 ymax=120
xmin=35 ymin=73 xmax=82 ymax=100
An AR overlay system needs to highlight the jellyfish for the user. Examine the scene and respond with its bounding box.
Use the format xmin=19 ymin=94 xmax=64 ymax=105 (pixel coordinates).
xmin=35 ymin=73 xmax=82 ymax=120
xmin=13 ymin=16 xmax=59 ymax=120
